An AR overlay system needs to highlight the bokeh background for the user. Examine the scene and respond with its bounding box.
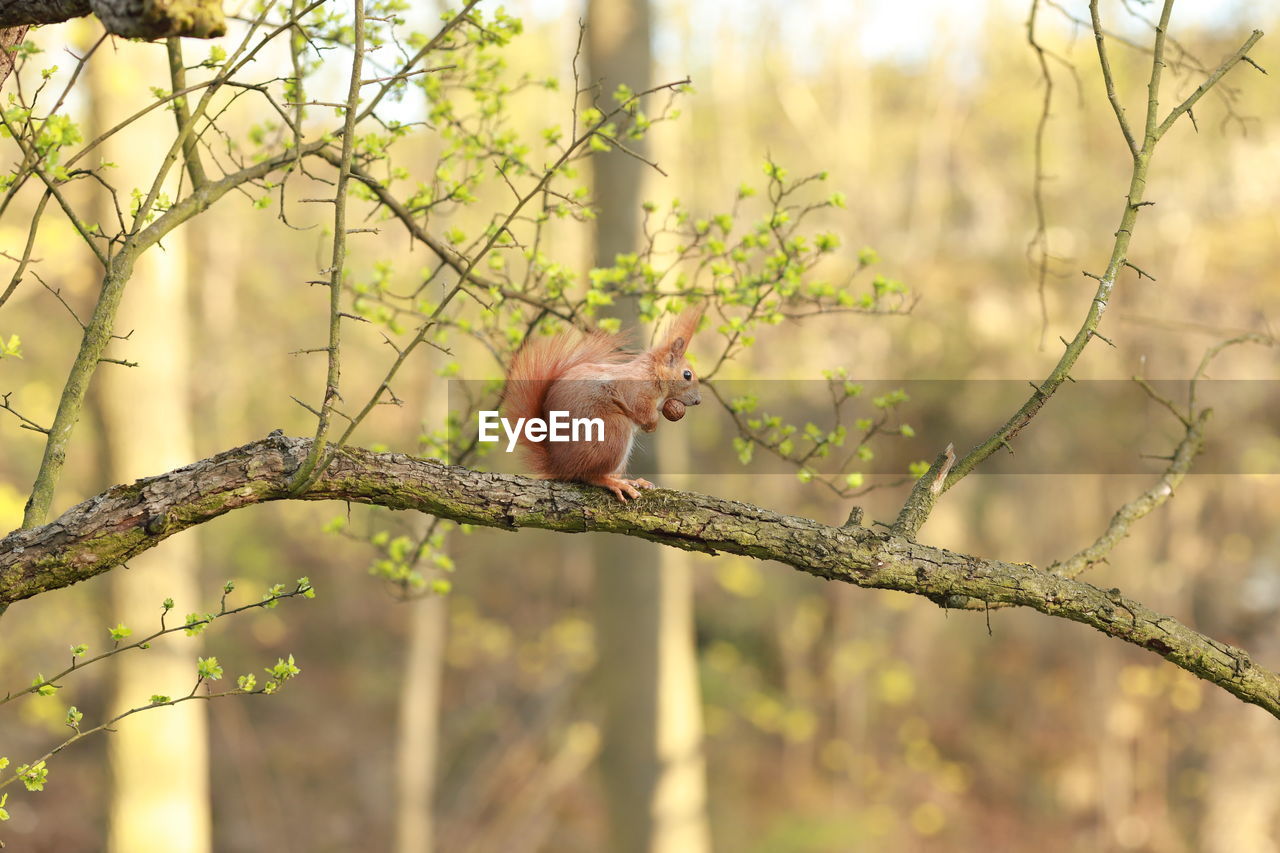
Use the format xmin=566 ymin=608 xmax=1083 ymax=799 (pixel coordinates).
xmin=2 ymin=0 xmax=1279 ymax=850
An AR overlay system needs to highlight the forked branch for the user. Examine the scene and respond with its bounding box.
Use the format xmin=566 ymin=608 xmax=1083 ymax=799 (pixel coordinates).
xmin=893 ymin=2 xmax=1265 ymax=538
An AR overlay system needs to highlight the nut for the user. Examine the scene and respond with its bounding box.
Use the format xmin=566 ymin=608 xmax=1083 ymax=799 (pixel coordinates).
xmin=662 ymin=398 xmax=686 ymax=422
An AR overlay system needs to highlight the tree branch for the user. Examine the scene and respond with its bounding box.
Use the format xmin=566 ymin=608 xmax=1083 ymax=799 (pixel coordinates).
xmin=1090 ymin=0 xmax=1139 ymax=158
xmin=166 ymin=38 xmax=208 ymax=189
xmin=0 ymin=0 xmax=225 ymax=39
xmin=1156 ymin=28 xmax=1266 ymax=140
xmin=290 ymin=0 xmax=364 ymax=491
xmin=1051 ymin=407 xmax=1208 ymax=578
xmin=894 ymin=9 xmax=1266 ymax=537
xmin=3 ymin=433 xmax=1279 ymax=719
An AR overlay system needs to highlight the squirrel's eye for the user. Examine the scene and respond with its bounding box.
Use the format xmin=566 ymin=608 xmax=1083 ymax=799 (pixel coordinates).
xmin=683 ymin=369 xmax=693 ymax=381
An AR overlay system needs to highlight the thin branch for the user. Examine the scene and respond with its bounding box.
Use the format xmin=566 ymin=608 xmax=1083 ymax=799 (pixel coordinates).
xmin=35 ymin=272 xmax=84 ymax=328
xmin=1033 ymin=332 xmax=1274 ymax=582
xmin=893 ymin=5 xmax=1264 ymax=538
xmin=1052 ymin=408 xmax=1208 ymax=578
xmin=0 ymin=579 xmax=313 ymax=706
xmin=0 ymin=392 xmax=49 ymax=434
xmin=0 ymin=190 xmax=49 ymax=309
xmin=1141 ymin=0 xmax=1176 ymax=146
xmin=0 ymin=109 xmax=107 ymax=267
xmin=328 ymin=152 xmax=503 ymax=291
xmin=0 ymin=680 xmax=284 ymax=796
xmin=166 ymin=38 xmax=208 ymax=189
xmin=1090 ymin=0 xmax=1139 ymax=158
xmin=290 ymin=0 xmax=366 ymax=492
xmin=353 ymin=0 xmax=482 ymax=125
xmin=1189 ymin=332 xmax=1275 ymax=417
xmin=1156 ymin=29 xmax=1266 ymax=140
xmin=1026 ymin=0 xmax=1062 ymax=344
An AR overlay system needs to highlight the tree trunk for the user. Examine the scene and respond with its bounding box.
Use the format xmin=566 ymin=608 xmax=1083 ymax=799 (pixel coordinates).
xmin=394 ymin=592 xmax=447 ymax=853
xmin=101 ymin=231 xmax=212 ymax=853
xmin=86 ymin=41 xmax=211 ymax=853
xmin=587 ymin=1 xmax=711 ymax=850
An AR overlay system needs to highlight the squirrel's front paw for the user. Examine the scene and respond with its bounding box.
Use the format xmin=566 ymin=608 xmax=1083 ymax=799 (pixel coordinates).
xmin=626 ymin=477 xmax=656 ymax=491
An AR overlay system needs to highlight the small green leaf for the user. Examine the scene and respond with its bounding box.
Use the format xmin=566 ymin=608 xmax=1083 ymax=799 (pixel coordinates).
xmin=16 ymin=761 xmax=47 ymax=792
xmin=0 ymin=333 xmax=22 ymax=359
xmin=196 ymin=656 xmax=224 ymax=681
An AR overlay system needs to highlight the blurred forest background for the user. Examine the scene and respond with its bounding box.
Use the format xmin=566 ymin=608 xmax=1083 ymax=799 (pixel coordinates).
xmin=1 ymin=0 xmax=1279 ymax=851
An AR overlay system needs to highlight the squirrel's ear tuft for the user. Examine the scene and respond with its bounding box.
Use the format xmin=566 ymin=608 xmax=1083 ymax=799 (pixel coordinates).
xmin=667 ymin=336 xmax=688 ymax=363
xmin=661 ymin=304 xmax=704 ymax=361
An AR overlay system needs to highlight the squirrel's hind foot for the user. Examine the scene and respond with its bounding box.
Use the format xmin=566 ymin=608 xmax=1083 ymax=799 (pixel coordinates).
xmin=592 ymin=475 xmax=643 ymax=502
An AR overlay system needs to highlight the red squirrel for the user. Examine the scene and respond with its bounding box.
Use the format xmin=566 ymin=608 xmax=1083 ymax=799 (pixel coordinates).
xmin=502 ymin=308 xmax=703 ymax=501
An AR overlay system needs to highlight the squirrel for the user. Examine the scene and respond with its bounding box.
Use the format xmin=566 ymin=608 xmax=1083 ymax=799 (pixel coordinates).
xmin=502 ymin=307 xmax=703 ymax=502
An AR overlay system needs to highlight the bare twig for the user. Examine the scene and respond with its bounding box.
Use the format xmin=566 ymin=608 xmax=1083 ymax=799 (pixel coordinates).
xmin=1090 ymin=0 xmax=1139 ymax=158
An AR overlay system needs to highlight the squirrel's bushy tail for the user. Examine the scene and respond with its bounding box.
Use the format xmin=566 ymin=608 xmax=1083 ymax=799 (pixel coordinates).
xmin=502 ymin=330 xmax=623 ymax=476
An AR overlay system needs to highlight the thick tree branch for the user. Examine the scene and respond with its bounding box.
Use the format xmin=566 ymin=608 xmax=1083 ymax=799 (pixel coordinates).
xmin=0 ymin=0 xmax=225 ymax=39
xmin=2 ymin=433 xmax=1278 ymax=719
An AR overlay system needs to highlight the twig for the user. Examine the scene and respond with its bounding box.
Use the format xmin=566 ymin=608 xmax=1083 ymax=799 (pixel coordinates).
xmin=1090 ymin=0 xmax=1139 ymax=158
xmin=1156 ymin=29 xmax=1266 ymax=141
xmin=0 ymin=392 xmax=49 ymax=434
xmin=290 ymin=0 xmax=366 ymax=493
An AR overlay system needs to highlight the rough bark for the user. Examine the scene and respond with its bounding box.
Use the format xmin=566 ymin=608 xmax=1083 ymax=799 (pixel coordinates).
xmin=0 ymin=25 xmax=30 ymax=89
xmin=0 ymin=0 xmax=225 ymax=38
xmin=1 ymin=432 xmax=1278 ymax=719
